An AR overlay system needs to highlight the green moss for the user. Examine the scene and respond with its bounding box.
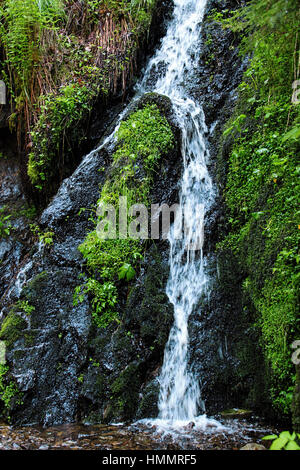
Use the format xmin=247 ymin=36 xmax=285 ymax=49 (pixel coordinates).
xmin=24 ymin=330 xmax=37 ymax=347
xmin=0 ymin=311 xmax=27 ymax=349
xmin=15 ymin=300 xmax=35 ymax=316
xmin=124 ymin=245 xmax=173 ymax=352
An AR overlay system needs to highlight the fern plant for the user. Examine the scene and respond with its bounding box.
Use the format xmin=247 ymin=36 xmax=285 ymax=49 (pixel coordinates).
xmin=0 ymin=0 xmax=64 ymax=113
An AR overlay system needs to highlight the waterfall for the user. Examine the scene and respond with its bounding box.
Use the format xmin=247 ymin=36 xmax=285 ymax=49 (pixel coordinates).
xmin=139 ymin=0 xmax=216 ymax=424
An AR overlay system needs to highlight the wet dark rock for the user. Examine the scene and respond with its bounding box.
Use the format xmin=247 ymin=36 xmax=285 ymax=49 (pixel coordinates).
xmin=136 ymin=379 xmax=160 ymax=420
xmin=0 ymin=151 xmax=35 ymax=300
xmin=0 ymin=158 xmax=22 ymax=203
xmin=0 ymin=90 xmax=181 ymax=426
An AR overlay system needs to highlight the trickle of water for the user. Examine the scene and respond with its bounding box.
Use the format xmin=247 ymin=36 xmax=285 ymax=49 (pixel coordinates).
xmin=139 ymin=0 xmax=215 ymax=424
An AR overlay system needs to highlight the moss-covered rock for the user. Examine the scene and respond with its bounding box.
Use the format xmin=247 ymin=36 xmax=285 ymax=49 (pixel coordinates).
xmin=74 ymin=93 xmax=180 ymax=424
xmin=108 ymin=363 xmax=141 ymax=422
xmin=80 ymin=244 xmax=174 ymax=424
xmin=136 ymin=378 xmax=160 ymax=419
xmin=0 ymin=310 xmax=27 ymax=349
xmin=197 ymin=0 xmax=299 ymax=427
xmin=125 ymin=244 xmax=173 ymax=353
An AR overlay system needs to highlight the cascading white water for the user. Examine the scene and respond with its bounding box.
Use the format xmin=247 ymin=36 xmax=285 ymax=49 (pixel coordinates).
xmin=139 ymin=0 xmax=216 ymax=424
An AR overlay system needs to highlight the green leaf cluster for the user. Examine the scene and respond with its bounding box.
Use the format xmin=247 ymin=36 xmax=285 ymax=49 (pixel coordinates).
xmin=0 ymin=364 xmax=23 ymax=419
xmin=262 ymin=431 xmax=300 ymax=450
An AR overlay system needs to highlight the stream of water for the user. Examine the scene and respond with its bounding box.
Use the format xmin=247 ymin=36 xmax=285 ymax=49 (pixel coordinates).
xmin=138 ymin=0 xmax=215 ymax=427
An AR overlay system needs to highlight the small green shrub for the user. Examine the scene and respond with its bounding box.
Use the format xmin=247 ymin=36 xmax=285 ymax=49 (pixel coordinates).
xmin=118 ymin=263 xmax=136 ymax=282
xmin=74 ymin=279 xmax=119 ymax=329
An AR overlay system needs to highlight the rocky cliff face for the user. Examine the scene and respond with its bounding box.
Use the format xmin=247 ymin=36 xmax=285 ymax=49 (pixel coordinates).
xmin=0 ymin=0 xmax=296 ymax=428
xmin=0 ymin=2 xmax=177 ymax=426
xmin=0 ymin=91 xmax=182 ymax=426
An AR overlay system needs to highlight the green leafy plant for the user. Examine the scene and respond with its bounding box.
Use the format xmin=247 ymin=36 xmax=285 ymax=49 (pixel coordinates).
xmin=74 ymin=279 xmax=119 ymax=328
xmin=0 ymin=364 xmax=23 ymax=417
xmin=115 ymin=104 xmax=174 ymax=172
xmin=77 ymin=374 xmax=84 ymax=384
xmin=30 ymin=223 xmax=54 ymax=246
xmin=28 ymin=82 xmax=96 ymax=190
xmin=118 ymin=263 xmax=136 ymax=282
xmin=223 ymin=114 xmax=246 ymax=137
xmin=0 ymin=207 xmax=12 ymax=237
xmin=262 ymin=431 xmax=300 ymax=450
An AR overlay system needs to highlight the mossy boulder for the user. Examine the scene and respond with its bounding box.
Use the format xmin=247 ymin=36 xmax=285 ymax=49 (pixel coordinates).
xmin=0 ymin=310 xmax=27 ymax=349
xmin=75 ymin=92 xmax=181 ymax=424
